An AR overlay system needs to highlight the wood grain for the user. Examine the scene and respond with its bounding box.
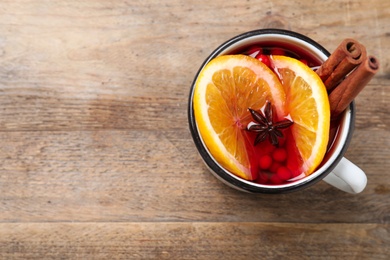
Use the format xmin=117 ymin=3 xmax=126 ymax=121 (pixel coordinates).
xmin=0 ymin=0 xmax=389 ymax=258
xmin=0 ymin=223 xmax=389 ymax=260
xmin=0 ymin=129 xmax=389 ymax=224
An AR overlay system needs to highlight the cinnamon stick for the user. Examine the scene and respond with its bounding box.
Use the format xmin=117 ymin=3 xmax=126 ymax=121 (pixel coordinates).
xmin=328 ymin=55 xmax=379 ymax=118
xmin=316 ymin=38 xmax=366 ymax=91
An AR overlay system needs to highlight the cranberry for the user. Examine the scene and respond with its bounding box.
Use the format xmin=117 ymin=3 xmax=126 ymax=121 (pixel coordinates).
xmin=276 ymin=166 xmax=292 ymax=180
xmin=259 ymin=155 xmax=273 ymax=170
xmin=270 ymin=173 xmax=283 ymax=184
xmin=290 ymin=169 xmax=303 ymax=178
xmin=270 ymin=162 xmax=281 ymax=173
xmin=255 ymin=53 xmax=271 ymax=68
xmin=272 ymin=148 xmax=287 ymax=162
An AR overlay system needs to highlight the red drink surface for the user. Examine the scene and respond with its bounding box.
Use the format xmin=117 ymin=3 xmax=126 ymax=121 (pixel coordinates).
xmin=235 ymin=41 xmax=323 ymax=68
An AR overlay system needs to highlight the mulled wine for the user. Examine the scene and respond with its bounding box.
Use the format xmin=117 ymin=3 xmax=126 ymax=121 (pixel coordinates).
xmin=226 ymin=43 xmax=338 ymax=185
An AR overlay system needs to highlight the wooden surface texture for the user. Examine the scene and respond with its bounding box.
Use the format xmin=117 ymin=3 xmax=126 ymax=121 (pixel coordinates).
xmin=0 ymin=0 xmax=389 ymax=259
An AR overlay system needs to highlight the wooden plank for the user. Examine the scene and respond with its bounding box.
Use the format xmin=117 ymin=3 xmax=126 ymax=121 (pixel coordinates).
xmin=0 ymin=82 xmax=388 ymax=132
xmin=0 ymin=223 xmax=389 ymax=259
xmin=0 ymin=2 xmax=388 ymax=132
xmin=0 ymin=129 xmax=389 ymax=223
xmin=0 ymin=94 xmax=187 ymax=131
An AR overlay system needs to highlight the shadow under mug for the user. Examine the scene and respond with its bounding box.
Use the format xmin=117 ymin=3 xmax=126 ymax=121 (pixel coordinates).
xmin=188 ymin=29 xmax=367 ymax=194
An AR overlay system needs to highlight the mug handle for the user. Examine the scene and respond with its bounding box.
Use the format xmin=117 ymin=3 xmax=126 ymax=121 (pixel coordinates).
xmin=322 ymin=157 xmax=367 ymax=194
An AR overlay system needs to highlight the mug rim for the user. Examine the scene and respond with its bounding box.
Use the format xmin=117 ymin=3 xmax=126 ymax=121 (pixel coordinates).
xmin=187 ymin=28 xmax=355 ymax=193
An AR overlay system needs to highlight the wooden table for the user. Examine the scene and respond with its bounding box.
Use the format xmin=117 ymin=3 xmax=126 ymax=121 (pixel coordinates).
xmin=1 ymin=1 xmax=389 ymax=259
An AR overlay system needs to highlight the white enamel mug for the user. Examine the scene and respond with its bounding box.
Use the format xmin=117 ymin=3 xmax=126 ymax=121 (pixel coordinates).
xmin=188 ymin=29 xmax=367 ymax=194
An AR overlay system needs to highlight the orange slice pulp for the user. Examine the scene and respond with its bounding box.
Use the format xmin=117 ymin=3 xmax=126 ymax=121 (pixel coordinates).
xmin=271 ymin=55 xmax=330 ymax=175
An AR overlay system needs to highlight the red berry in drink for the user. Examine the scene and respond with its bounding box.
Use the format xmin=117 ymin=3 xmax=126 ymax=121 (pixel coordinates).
xmin=272 ymin=148 xmax=287 ymax=162
xmin=255 ymin=53 xmax=271 ymax=68
xmin=270 ymin=162 xmax=281 ymax=173
xmin=270 ymin=173 xmax=283 ymax=184
xmin=259 ymin=155 xmax=272 ymax=170
xmin=276 ymin=166 xmax=292 ymax=180
xmin=290 ymin=169 xmax=303 ymax=178
xmin=270 ymin=48 xmax=285 ymax=56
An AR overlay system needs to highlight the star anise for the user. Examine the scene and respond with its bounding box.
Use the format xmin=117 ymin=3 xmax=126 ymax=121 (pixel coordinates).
xmin=247 ymin=101 xmax=294 ymax=146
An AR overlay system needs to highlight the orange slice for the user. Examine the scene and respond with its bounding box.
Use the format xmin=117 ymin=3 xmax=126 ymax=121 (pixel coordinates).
xmin=193 ymin=55 xmax=286 ymax=180
xmin=271 ymin=55 xmax=330 ymax=175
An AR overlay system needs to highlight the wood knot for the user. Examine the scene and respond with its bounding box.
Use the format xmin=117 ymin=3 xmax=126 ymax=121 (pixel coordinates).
xmin=261 ymin=14 xmax=291 ymax=30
